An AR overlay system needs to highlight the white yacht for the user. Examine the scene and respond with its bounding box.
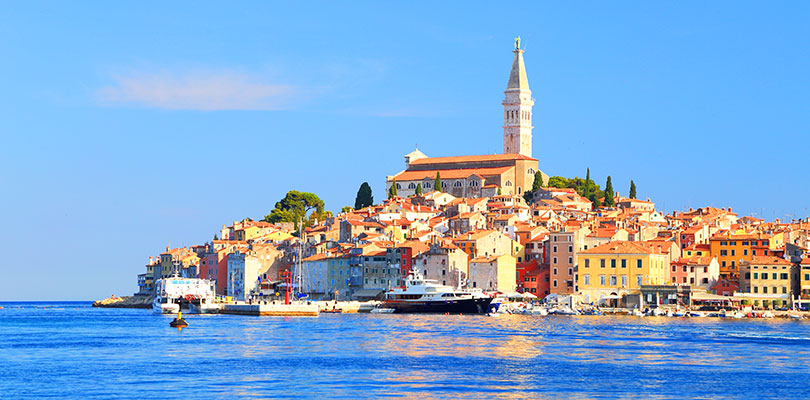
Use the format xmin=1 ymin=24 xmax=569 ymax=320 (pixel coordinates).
xmin=152 ymin=277 xmax=217 ymax=314
xmin=382 ymin=270 xmax=493 ymax=314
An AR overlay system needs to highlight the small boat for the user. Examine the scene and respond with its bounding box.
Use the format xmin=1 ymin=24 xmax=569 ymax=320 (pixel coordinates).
xmin=732 ymin=311 xmax=745 ymax=319
xmin=153 ymin=277 xmax=216 ymax=314
xmin=631 ymin=309 xmax=644 ymax=317
xmin=321 ymin=308 xmax=342 ymax=313
xmin=789 ymin=314 xmax=803 ymax=320
xmin=370 ymin=308 xmax=395 ymax=314
xmin=762 ymin=311 xmax=775 ymax=318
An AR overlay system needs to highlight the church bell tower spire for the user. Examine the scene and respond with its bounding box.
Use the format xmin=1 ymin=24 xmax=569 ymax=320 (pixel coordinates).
xmin=502 ymin=37 xmax=534 ymax=157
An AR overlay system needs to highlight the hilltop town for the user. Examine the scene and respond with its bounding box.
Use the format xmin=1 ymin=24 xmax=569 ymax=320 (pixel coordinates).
xmin=132 ymin=41 xmax=810 ymax=311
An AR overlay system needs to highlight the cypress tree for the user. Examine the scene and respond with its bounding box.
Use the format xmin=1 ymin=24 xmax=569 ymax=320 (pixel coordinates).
xmin=388 ymin=180 xmax=398 ymax=199
xmin=415 ymin=183 xmax=422 ymax=196
xmin=532 ymin=171 xmax=543 ymax=192
xmin=604 ymin=176 xmax=615 ymax=207
xmin=354 ymin=182 xmax=374 ymax=209
xmin=584 ymin=168 xmax=592 ymax=198
xmin=434 ymin=172 xmax=441 ymax=192
xmin=629 ymin=180 xmax=637 ymax=199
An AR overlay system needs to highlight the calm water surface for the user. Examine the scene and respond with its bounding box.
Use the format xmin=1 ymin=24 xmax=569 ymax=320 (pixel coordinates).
xmin=2 ymin=302 xmax=810 ymax=399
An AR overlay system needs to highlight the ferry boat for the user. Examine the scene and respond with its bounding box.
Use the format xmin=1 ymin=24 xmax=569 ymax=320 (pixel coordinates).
xmin=382 ymin=270 xmax=493 ymax=314
xmin=153 ymin=277 xmax=217 ymax=314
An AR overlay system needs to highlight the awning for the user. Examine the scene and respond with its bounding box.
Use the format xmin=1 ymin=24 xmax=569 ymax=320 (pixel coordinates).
xmin=691 ymin=292 xmax=732 ymax=301
xmin=352 ymin=289 xmax=384 ymax=298
xmin=601 ymin=295 xmax=623 ymax=300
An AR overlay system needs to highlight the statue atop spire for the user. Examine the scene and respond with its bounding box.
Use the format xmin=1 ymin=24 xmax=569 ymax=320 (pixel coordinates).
xmin=514 ymin=36 xmax=521 ymax=50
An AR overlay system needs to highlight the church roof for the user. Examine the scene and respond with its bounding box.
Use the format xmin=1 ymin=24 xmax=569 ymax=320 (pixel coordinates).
xmin=389 ymin=166 xmax=513 ymax=182
xmin=507 ymin=49 xmax=530 ymax=90
xmin=409 ymin=153 xmax=537 ymax=165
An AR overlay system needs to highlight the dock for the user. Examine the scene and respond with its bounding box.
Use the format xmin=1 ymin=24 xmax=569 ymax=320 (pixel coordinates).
xmin=220 ymin=303 xmax=319 ymax=316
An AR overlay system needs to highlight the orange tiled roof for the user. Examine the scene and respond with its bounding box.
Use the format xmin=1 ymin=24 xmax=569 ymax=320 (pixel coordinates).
xmin=580 ymin=241 xmax=657 ymax=255
xmin=390 ymin=166 xmax=513 ymax=182
xmin=748 ymin=255 xmax=792 ymax=265
xmin=409 ymin=154 xmax=537 ymax=165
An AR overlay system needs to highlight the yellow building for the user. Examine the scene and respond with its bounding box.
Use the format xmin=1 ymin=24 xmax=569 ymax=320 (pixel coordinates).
xmin=739 ymin=255 xmax=795 ymax=308
xmin=576 ymin=241 xmax=669 ymax=301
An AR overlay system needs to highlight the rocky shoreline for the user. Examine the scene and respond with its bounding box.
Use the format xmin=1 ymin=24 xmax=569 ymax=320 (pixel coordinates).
xmin=92 ymin=295 xmax=153 ymax=309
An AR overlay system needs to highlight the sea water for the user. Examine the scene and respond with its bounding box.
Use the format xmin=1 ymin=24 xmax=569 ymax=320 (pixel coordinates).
xmin=1 ymin=301 xmax=810 ymax=399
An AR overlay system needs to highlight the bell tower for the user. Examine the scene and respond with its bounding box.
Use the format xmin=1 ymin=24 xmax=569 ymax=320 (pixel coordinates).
xmin=502 ymin=37 xmax=534 ymax=157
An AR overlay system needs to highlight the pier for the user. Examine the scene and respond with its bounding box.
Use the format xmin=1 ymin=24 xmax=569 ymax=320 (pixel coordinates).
xmin=219 ymin=303 xmax=319 ymax=316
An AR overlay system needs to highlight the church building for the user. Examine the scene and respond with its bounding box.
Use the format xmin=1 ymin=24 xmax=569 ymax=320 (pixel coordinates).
xmin=386 ymin=40 xmax=548 ymax=198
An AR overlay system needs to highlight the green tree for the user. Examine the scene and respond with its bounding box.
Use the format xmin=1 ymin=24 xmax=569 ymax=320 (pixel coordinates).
xmin=603 ymin=176 xmax=615 ymax=207
xmin=388 ymin=180 xmax=398 ymax=199
xmin=354 ymin=182 xmax=374 ymax=209
xmin=434 ymin=172 xmax=441 ymax=192
xmin=588 ymin=193 xmax=602 ymax=208
xmin=584 ymin=168 xmax=592 ymax=198
xmin=547 ymin=176 xmax=569 ymax=188
xmin=340 ymin=206 xmax=353 ymax=214
xmin=213 ymin=234 xmax=219 ymax=241
xmin=629 ymin=180 xmax=637 ymax=199
xmin=531 ymin=171 xmax=543 ymax=192
xmin=415 ymin=183 xmax=422 ymax=196
xmin=263 ymin=190 xmax=325 ymax=229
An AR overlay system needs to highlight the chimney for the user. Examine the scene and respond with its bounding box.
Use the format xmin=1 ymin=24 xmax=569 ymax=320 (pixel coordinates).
xmin=149 ymin=256 xmax=153 ymax=264
xmin=728 ymin=207 xmax=732 ymax=213
xmin=166 ymin=245 xmax=170 ymax=251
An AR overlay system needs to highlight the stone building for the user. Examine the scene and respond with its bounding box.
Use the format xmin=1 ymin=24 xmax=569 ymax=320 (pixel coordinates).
xmin=386 ymin=41 xmax=547 ymax=198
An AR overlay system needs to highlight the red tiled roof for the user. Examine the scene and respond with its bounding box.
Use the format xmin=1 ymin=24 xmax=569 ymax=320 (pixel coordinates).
xmin=409 ymin=154 xmax=537 ymax=165
xmin=390 ymin=166 xmax=513 ymax=182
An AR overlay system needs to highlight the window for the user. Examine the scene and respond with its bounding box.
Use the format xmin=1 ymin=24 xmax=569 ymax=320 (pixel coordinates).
xmin=731 ymin=250 xmax=736 ymax=256
xmin=753 ymin=273 xmax=758 ymax=279
xmin=761 ymin=273 xmax=767 ymax=280
xmin=505 ymin=181 xmax=512 ymax=186
xmin=568 ymin=257 xmax=573 ymax=264
xmin=585 ymin=259 xmax=590 ymax=268
xmin=423 ymin=181 xmax=431 ymax=188
xmin=611 ymin=259 xmax=616 ymax=268
xmin=720 ymin=250 xmax=728 ymax=256
xmin=637 ymin=275 xmax=643 ymax=286
xmin=396 ymin=183 xmax=401 ymax=189
xmin=453 ymin=181 xmax=462 ymax=187
xmin=469 ymin=180 xmax=479 ymax=187
xmin=763 ymin=286 xmax=768 ymax=294
xmin=553 ymin=257 xmax=557 ymax=264
xmin=780 ymin=273 xmax=788 ymax=280
xmin=568 ymin=245 xmax=573 ymax=252
xmin=601 ymin=259 xmax=606 ymax=268
xmin=621 ymin=259 xmax=627 ymax=268
xmin=408 ymin=183 xmax=416 ymax=189
xmin=637 ymin=260 xmax=642 ymax=268
xmin=672 ymin=265 xmax=676 ymax=272
xmin=772 ymin=273 xmax=777 ymax=280
xmin=782 ymin=286 xmax=787 ymax=294
xmin=621 ymin=276 xmax=627 ymax=287
xmin=553 ymin=268 xmax=558 ymax=275
xmin=553 ymin=245 xmax=557 ymax=253
xmin=753 ymin=286 xmax=758 ymax=293
xmin=609 ymin=275 xmax=617 ymax=286
xmin=584 ymin=275 xmax=591 ymax=285
xmin=600 ymin=275 xmax=606 ymax=285
xmin=553 ymin=280 xmax=557 ymax=287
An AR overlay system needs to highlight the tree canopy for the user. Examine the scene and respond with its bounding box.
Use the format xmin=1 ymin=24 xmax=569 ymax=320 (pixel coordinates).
xmin=263 ymin=190 xmax=325 ymax=229
xmin=629 ymin=180 xmax=637 ymax=199
xmin=354 ymin=182 xmax=374 ymax=210
xmin=434 ymin=172 xmax=441 ymax=192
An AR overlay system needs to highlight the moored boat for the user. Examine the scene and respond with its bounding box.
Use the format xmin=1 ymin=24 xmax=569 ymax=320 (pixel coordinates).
xmin=382 ymin=270 xmax=493 ymax=314
xmin=152 ymin=277 xmax=217 ymax=314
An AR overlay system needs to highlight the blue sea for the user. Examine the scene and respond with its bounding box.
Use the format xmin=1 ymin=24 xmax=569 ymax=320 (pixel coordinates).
xmin=2 ymin=302 xmax=810 ymax=399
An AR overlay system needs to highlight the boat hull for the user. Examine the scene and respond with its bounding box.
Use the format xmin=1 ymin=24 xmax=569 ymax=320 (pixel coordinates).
xmin=384 ymin=297 xmax=493 ymax=314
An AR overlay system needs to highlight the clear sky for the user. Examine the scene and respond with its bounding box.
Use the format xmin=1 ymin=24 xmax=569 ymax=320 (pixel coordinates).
xmin=1 ymin=2 xmax=808 ymax=300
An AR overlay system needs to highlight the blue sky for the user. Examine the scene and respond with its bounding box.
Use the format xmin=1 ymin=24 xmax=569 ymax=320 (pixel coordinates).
xmin=1 ymin=2 xmax=808 ymax=300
